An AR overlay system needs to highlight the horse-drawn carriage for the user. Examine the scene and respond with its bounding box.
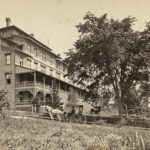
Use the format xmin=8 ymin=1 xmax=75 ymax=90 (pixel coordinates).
xmin=40 ymin=103 xmax=86 ymax=122
xmin=40 ymin=105 xmax=63 ymax=121
xmin=40 ymin=101 xmax=101 ymax=123
xmin=63 ymin=103 xmax=85 ymax=122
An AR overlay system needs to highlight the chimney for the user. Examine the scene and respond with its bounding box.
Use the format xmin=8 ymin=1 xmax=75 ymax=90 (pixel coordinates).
xmin=30 ymin=33 xmax=34 ymax=37
xmin=6 ymin=17 xmax=11 ymax=27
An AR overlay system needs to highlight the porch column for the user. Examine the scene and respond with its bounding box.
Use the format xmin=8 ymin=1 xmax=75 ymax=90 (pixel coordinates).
xmin=43 ymin=76 xmax=45 ymax=104
xmin=34 ymin=71 xmax=36 ymax=97
xmin=65 ymin=83 xmax=66 ymax=92
xmin=33 ymin=71 xmax=36 ymax=113
xmin=34 ymin=71 xmax=36 ymax=89
xmin=84 ymin=91 xmax=85 ymax=99
xmin=52 ymin=79 xmax=54 ymax=88
xmin=58 ymin=81 xmax=60 ymax=90
xmin=74 ymin=88 xmax=77 ymax=98
xmin=80 ymin=90 xmax=81 ymax=99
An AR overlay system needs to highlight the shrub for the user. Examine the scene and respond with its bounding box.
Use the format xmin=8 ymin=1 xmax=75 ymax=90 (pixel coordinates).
xmin=0 ymin=90 xmax=10 ymax=119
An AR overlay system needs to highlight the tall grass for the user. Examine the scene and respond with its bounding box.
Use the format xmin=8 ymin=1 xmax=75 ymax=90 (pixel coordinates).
xmin=0 ymin=116 xmax=150 ymax=150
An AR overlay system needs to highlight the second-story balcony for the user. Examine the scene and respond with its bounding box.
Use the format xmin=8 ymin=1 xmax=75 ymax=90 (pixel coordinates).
xmin=15 ymin=81 xmax=70 ymax=95
xmin=15 ymin=81 xmax=53 ymax=92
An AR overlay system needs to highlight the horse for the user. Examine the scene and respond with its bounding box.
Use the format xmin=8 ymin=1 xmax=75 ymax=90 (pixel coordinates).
xmin=40 ymin=105 xmax=63 ymax=121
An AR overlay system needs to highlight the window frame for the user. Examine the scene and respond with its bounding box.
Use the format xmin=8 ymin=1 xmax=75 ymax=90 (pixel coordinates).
xmin=34 ymin=48 xmax=37 ymax=57
xmin=5 ymin=53 xmax=11 ymax=65
xmin=20 ymin=57 xmax=23 ymax=66
xmin=57 ymin=61 xmax=60 ymax=69
xmin=27 ymin=45 xmax=31 ymax=54
xmin=41 ymin=65 xmax=46 ymax=73
xmin=56 ymin=72 xmax=61 ymax=79
xmin=42 ymin=52 xmax=46 ymax=61
xmin=34 ymin=62 xmax=38 ymax=70
xmin=26 ymin=59 xmax=31 ymax=68
xmin=50 ymin=68 xmax=53 ymax=75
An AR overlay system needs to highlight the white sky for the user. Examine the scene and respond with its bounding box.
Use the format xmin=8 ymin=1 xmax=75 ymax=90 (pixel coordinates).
xmin=0 ymin=0 xmax=150 ymax=58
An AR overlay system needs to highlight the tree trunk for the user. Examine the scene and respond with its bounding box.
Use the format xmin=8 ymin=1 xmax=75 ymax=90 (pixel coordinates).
xmin=116 ymin=86 xmax=124 ymax=119
xmin=116 ymin=94 xmax=123 ymax=119
xmin=118 ymin=101 xmax=123 ymax=118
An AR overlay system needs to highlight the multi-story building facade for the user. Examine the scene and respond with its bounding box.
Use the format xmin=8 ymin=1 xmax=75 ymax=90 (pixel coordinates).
xmin=0 ymin=18 xmax=84 ymax=111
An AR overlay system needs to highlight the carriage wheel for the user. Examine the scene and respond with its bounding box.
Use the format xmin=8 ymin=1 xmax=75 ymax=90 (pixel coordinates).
xmin=74 ymin=114 xmax=82 ymax=123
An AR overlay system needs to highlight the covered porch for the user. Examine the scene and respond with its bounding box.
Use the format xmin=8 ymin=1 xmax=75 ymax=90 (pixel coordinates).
xmin=14 ymin=67 xmax=85 ymax=111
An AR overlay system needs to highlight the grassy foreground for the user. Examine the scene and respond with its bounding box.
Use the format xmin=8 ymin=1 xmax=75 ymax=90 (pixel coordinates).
xmin=0 ymin=116 xmax=150 ymax=150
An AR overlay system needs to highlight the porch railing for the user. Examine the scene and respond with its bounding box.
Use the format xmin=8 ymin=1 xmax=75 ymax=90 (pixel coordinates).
xmin=16 ymin=99 xmax=33 ymax=105
xmin=15 ymin=81 xmax=52 ymax=91
xmin=16 ymin=81 xmax=34 ymax=87
xmin=15 ymin=81 xmax=81 ymax=98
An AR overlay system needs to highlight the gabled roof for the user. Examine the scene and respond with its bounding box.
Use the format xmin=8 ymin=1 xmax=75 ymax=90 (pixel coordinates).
xmin=0 ymin=25 xmax=60 ymax=58
xmin=0 ymin=37 xmax=32 ymax=57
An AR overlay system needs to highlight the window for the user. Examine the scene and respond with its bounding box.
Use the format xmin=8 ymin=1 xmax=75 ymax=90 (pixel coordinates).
xmin=20 ymin=57 xmax=23 ymax=66
xmin=27 ymin=45 xmax=31 ymax=54
xmin=50 ymin=68 xmax=53 ymax=75
xmin=41 ymin=65 xmax=46 ymax=73
xmin=42 ymin=52 xmax=46 ymax=61
xmin=27 ymin=59 xmax=31 ymax=68
xmin=34 ymin=48 xmax=37 ymax=57
xmin=49 ymin=56 xmax=53 ymax=65
xmin=56 ymin=72 xmax=60 ymax=79
xmin=57 ymin=61 xmax=60 ymax=69
xmin=34 ymin=62 xmax=38 ymax=70
xmin=17 ymin=44 xmax=23 ymax=51
xmin=40 ymin=51 xmax=42 ymax=59
xmin=20 ymin=95 xmax=24 ymax=102
xmin=3 ymin=32 xmax=7 ymax=36
xmin=5 ymin=73 xmax=11 ymax=84
xmin=60 ymin=82 xmax=65 ymax=91
xmin=5 ymin=53 xmax=11 ymax=65
xmin=63 ymin=65 xmax=66 ymax=72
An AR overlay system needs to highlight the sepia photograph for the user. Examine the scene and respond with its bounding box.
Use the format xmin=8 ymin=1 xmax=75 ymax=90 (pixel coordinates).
xmin=0 ymin=0 xmax=150 ymax=149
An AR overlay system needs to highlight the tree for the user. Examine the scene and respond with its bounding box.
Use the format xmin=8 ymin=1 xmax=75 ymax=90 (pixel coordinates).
xmin=45 ymin=95 xmax=53 ymax=107
xmin=64 ymin=12 xmax=150 ymax=118
xmin=51 ymin=80 xmax=61 ymax=109
xmin=32 ymin=93 xmax=43 ymax=113
xmin=0 ymin=90 xmax=10 ymax=119
xmin=67 ymin=87 xmax=77 ymax=104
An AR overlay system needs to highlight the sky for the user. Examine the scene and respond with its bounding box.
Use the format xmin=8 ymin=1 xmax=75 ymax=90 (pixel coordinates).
xmin=0 ymin=0 xmax=150 ymax=58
